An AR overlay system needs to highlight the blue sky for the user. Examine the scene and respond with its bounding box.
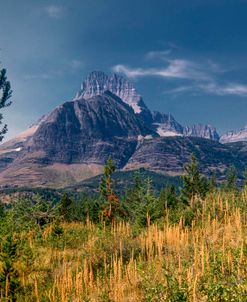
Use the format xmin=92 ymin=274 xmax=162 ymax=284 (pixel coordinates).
xmin=1 ymin=0 xmax=247 ymax=140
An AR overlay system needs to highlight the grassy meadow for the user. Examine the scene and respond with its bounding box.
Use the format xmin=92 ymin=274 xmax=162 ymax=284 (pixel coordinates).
xmin=0 ymin=159 xmax=247 ymax=301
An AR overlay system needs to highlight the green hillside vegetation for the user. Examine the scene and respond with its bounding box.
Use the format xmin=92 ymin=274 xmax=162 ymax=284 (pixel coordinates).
xmin=67 ymin=168 xmax=182 ymax=194
xmin=0 ymin=156 xmax=246 ymax=301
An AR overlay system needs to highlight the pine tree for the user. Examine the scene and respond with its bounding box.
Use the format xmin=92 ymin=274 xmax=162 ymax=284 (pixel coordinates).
xmin=209 ymin=172 xmax=217 ymax=192
xmin=0 ymin=234 xmax=20 ymax=301
xmin=243 ymin=168 xmax=247 ymax=188
xmin=159 ymin=184 xmax=178 ymax=209
xmin=99 ymin=157 xmax=122 ymax=223
xmin=0 ymin=202 xmax=5 ymax=220
xmin=135 ymin=177 xmax=161 ymax=226
xmin=0 ymin=68 xmax=12 ymax=141
xmin=181 ymin=154 xmax=209 ymax=206
xmin=226 ymin=165 xmax=237 ymax=192
xmin=58 ymin=193 xmax=73 ymax=221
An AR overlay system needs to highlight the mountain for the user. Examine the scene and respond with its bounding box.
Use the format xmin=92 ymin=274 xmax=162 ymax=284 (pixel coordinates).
xmin=184 ymin=124 xmax=220 ymax=141
xmin=0 ymin=71 xmax=234 ymax=188
xmin=220 ymin=125 xmax=247 ymax=143
xmin=0 ymin=91 xmax=156 ymax=188
xmin=151 ymin=111 xmax=184 ymax=136
xmin=125 ymin=136 xmax=246 ymax=179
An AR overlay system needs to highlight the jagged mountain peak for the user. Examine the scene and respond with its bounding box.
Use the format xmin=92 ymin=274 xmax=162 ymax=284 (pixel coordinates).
xmin=75 ymin=71 xmax=148 ymax=114
xmin=151 ymin=111 xmax=184 ymax=137
xmin=220 ymin=124 xmax=247 ymax=143
xmin=183 ymin=124 xmax=220 ymax=141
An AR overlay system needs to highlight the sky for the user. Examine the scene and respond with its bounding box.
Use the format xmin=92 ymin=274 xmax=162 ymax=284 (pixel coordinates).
xmin=1 ymin=0 xmax=247 ymax=140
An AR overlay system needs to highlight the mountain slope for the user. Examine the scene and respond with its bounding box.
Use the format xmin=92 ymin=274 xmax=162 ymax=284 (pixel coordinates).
xmin=151 ymin=111 xmax=184 ymax=136
xmin=220 ymin=125 xmax=247 ymax=143
xmin=125 ymin=136 xmax=245 ymax=179
xmin=0 ymin=91 xmax=155 ymax=188
xmin=184 ymin=124 xmax=219 ymax=141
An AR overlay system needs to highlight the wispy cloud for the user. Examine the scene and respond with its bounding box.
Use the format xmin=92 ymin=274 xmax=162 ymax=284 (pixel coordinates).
xmin=200 ymin=83 xmax=247 ymax=96
xmin=113 ymin=52 xmax=247 ymax=97
xmin=164 ymin=82 xmax=247 ymax=97
xmin=70 ymin=60 xmax=83 ymax=69
xmin=45 ymin=5 xmax=65 ymax=19
xmin=113 ymin=59 xmax=210 ymax=81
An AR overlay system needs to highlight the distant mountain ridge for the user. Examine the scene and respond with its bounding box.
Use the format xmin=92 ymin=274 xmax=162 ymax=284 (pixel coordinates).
xmin=220 ymin=125 xmax=247 ymax=143
xmin=0 ymin=71 xmax=245 ymax=188
xmin=183 ymin=124 xmax=219 ymax=141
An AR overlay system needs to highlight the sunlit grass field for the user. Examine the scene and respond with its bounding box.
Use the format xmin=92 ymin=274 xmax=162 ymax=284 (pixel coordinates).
xmin=3 ymin=190 xmax=246 ymax=302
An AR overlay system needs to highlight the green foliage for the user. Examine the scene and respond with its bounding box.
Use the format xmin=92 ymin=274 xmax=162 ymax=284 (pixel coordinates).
xmin=209 ymin=173 xmax=217 ymax=192
xmin=226 ymin=165 xmax=238 ymax=192
xmin=0 ymin=157 xmax=246 ymax=300
xmin=243 ymin=167 xmax=247 ymax=188
xmin=181 ymin=154 xmax=209 ymax=205
xmin=9 ymin=195 xmax=56 ymax=229
xmin=159 ymin=184 xmax=178 ymax=209
xmin=0 ymin=67 xmax=12 ymax=141
xmin=0 ymin=234 xmax=21 ymax=300
xmin=134 ymin=178 xmax=162 ymax=227
xmin=99 ymin=156 xmax=116 ymax=200
xmin=0 ymin=202 xmax=5 ymax=220
xmin=206 ymin=282 xmax=246 ymax=302
xmin=141 ymin=269 xmax=188 ymax=302
xmin=99 ymin=157 xmax=125 ymax=224
xmin=57 ymin=192 xmax=73 ymax=221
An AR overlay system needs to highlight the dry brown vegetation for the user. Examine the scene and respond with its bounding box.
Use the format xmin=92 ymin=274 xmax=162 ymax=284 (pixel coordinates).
xmin=6 ymin=190 xmax=246 ymax=302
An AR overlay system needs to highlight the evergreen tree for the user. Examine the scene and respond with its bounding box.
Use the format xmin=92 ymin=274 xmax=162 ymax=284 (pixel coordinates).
xmin=0 ymin=202 xmax=5 ymax=220
xmin=159 ymin=184 xmax=178 ymax=209
xmin=124 ymin=171 xmax=144 ymax=205
xmin=99 ymin=157 xmax=123 ymax=223
xmin=58 ymin=192 xmax=73 ymax=221
xmin=243 ymin=168 xmax=247 ymax=188
xmin=209 ymin=172 xmax=217 ymax=192
xmin=226 ymin=165 xmax=237 ymax=191
xmin=0 ymin=68 xmax=12 ymax=141
xmin=135 ymin=177 xmax=162 ymax=227
xmin=181 ymin=154 xmax=209 ymax=205
xmin=0 ymin=234 xmax=21 ymax=301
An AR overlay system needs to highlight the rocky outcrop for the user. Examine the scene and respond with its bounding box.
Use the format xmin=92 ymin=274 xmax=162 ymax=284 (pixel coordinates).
xmin=151 ymin=111 xmax=184 ymax=136
xmin=76 ymin=71 xmax=150 ymax=114
xmin=184 ymin=124 xmax=219 ymax=141
xmin=220 ymin=125 xmax=247 ymax=143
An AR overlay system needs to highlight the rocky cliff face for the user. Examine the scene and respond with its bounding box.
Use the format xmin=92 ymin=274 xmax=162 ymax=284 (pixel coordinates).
xmin=76 ymin=71 xmax=150 ymax=114
xmin=30 ymin=91 xmax=155 ymax=165
xmin=151 ymin=111 xmax=184 ymax=136
xmin=220 ymin=125 xmax=247 ymax=143
xmin=184 ymin=124 xmax=219 ymax=141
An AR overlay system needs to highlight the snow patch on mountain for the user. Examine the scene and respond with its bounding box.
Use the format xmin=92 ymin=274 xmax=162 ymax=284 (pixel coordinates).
xmin=220 ymin=125 xmax=247 ymax=143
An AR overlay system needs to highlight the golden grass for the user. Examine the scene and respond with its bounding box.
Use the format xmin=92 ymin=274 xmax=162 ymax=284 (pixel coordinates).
xmin=7 ymin=191 xmax=247 ymax=301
